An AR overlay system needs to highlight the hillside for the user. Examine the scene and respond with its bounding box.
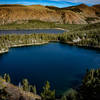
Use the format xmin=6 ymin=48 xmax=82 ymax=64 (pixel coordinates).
xmin=0 ymin=4 xmax=100 ymax=25
xmin=0 ymin=77 xmax=41 ymax=100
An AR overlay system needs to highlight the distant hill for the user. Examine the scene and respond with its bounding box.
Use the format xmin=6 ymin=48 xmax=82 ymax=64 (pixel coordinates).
xmin=0 ymin=4 xmax=100 ymax=24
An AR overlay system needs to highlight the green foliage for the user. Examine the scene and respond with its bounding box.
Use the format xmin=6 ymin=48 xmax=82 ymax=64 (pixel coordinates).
xmin=60 ymin=25 xmax=100 ymax=48
xmin=29 ymin=85 xmax=37 ymax=94
xmin=41 ymin=81 xmax=55 ymax=100
xmin=61 ymin=69 xmax=100 ymax=100
xmin=0 ymin=23 xmax=100 ymax=52
xmin=0 ymin=19 xmax=86 ymax=30
xmin=61 ymin=95 xmax=67 ymax=100
xmin=33 ymin=85 xmax=37 ymax=94
xmin=0 ymin=33 xmax=60 ymax=52
xmin=1 ymin=68 xmax=100 ymax=100
xmin=0 ymin=20 xmax=56 ymax=30
xmin=0 ymin=22 xmax=100 ymax=100
xmin=78 ymin=69 xmax=100 ymax=100
xmin=3 ymin=74 xmax=11 ymax=83
xmin=1 ymin=19 xmax=99 ymax=31
xmin=21 ymin=78 xmax=37 ymax=95
xmin=22 ymin=79 xmax=29 ymax=92
xmin=85 ymin=17 xmax=98 ymax=23
xmin=63 ymin=89 xmax=78 ymax=100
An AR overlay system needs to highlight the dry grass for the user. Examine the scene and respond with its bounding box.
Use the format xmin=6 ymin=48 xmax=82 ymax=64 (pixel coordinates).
xmin=0 ymin=4 xmax=99 ymax=25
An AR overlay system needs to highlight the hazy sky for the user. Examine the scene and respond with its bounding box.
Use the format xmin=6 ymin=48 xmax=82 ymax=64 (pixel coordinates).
xmin=0 ymin=0 xmax=100 ymax=7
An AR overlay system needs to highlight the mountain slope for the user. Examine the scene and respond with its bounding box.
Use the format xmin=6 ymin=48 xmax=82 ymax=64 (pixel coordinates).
xmin=0 ymin=4 xmax=100 ymax=24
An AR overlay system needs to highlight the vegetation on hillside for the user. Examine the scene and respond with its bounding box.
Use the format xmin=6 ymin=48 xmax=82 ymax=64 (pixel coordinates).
xmin=0 ymin=74 xmax=54 ymax=100
xmin=1 ymin=68 xmax=100 ymax=100
xmin=0 ymin=23 xmax=100 ymax=54
xmin=41 ymin=81 xmax=55 ymax=100
xmin=0 ymin=3 xmax=100 ymax=100
xmin=61 ymin=69 xmax=100 ymax=100
xmin=59 ymin=23 xmax=100 ymax=48
xmin=0 ymin=19 xmax=88 ymax=30
xmin=0 ymin=20 xmax=57 ymax=30
xmin=0 ymin=33 xmax=61 ymax=53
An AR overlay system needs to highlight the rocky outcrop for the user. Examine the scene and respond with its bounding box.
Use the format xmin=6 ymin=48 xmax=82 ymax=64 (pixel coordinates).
xmin=0 ymin=78 xmax=41 ymax=100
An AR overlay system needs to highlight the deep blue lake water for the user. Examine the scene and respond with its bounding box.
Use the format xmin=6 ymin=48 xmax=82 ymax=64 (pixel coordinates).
xmin=0 ymin=43 xmax=100 ymax=95
xmin=0 ymin=29 xmax=66 ymax=34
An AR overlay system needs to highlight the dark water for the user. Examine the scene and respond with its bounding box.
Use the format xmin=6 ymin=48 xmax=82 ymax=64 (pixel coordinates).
xmin=0 ymin=43 xmax=100 ymax=95
xmin=0 ymin=29 xmax=66 ymax=34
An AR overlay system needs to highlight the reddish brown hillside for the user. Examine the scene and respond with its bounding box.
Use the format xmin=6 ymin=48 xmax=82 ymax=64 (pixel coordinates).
xmin=92 ymin=5 xmax=100 ymax=17
xmin=0 ymin=4 xmax=100 ymax=24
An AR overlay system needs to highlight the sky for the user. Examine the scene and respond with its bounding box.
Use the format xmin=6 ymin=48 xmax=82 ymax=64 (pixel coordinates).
xmin=0 ymin=0 xmax=100 ymax=7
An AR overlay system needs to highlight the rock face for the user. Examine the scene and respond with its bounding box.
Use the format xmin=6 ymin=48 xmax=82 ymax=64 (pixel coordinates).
xmin=0 ymin=4 xmax=100 ymax=24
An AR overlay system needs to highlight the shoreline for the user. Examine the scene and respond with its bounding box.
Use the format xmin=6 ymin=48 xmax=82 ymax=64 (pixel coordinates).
xmin=0 ymin=49 xmax=9 ymax=54
xmin=0 ymin=41 xmax=49 ymax=54
xmin=60 ymin=41 xmax=100 ymax=50
xmin=0 ymin=41 xmax=100 ymax=55
xmin=0 ymin=28 xmax=68 ymax=31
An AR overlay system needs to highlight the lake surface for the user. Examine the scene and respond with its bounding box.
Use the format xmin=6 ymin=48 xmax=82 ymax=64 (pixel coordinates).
xmin=0 ymin=43 xmax=100 ymax=95
xmin=0 ymin=29 xmax=66 ymax=34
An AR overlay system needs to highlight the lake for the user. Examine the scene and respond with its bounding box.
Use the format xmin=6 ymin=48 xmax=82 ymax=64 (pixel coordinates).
xmin=0 ymin=43 xmax=100 ymax=95
xmin=0 ymin=29 xmax=66 ymax=34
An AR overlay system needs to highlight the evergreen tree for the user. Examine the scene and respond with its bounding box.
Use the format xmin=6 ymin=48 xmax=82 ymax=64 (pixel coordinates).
xmin=29 ymin=85 xmax=37 ymax=94
xmin=41 ymin=81 xmax=55 ymax=100
xmin=78 ymin=69 xmax=100 ymax=100
xmin=22 ymin=79 xmax=29 ymax=92
xmin=61 ymin=95 xmax=67 ymax=100
xmin=3 ymin=74 xmax=11 ymax=83
xmin=32 ymin=85 xmax=37 ymax=94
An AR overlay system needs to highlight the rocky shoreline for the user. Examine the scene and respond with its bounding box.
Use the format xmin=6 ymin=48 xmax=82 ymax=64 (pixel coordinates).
xmin=0 ymin=28 xmax=66 ymax=30
xmin=1 ymin=41 xmax=100 ymax=55
xmin=62 ymin=41 xmax=100 ymax=50
xmin=0 ymin=49 xmax=9 ymax=54
xmin=0 ymin=42 xmax=49 ymax=54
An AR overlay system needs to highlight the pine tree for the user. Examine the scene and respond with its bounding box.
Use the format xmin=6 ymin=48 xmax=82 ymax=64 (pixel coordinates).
xmin=22 ymin=79 xmax=29 ymax=92
xmin=61 ymin=95 xmax=67 ymax=100
xmin=32 ymin=85 xmax=37 ymax=94
xmin=41 ymin=81 xmax=55 ymax=100
xmin=29 ymin=85 xmax=37 ymax=94
xmin=3 ymin=73 xmax=11 ymax=83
